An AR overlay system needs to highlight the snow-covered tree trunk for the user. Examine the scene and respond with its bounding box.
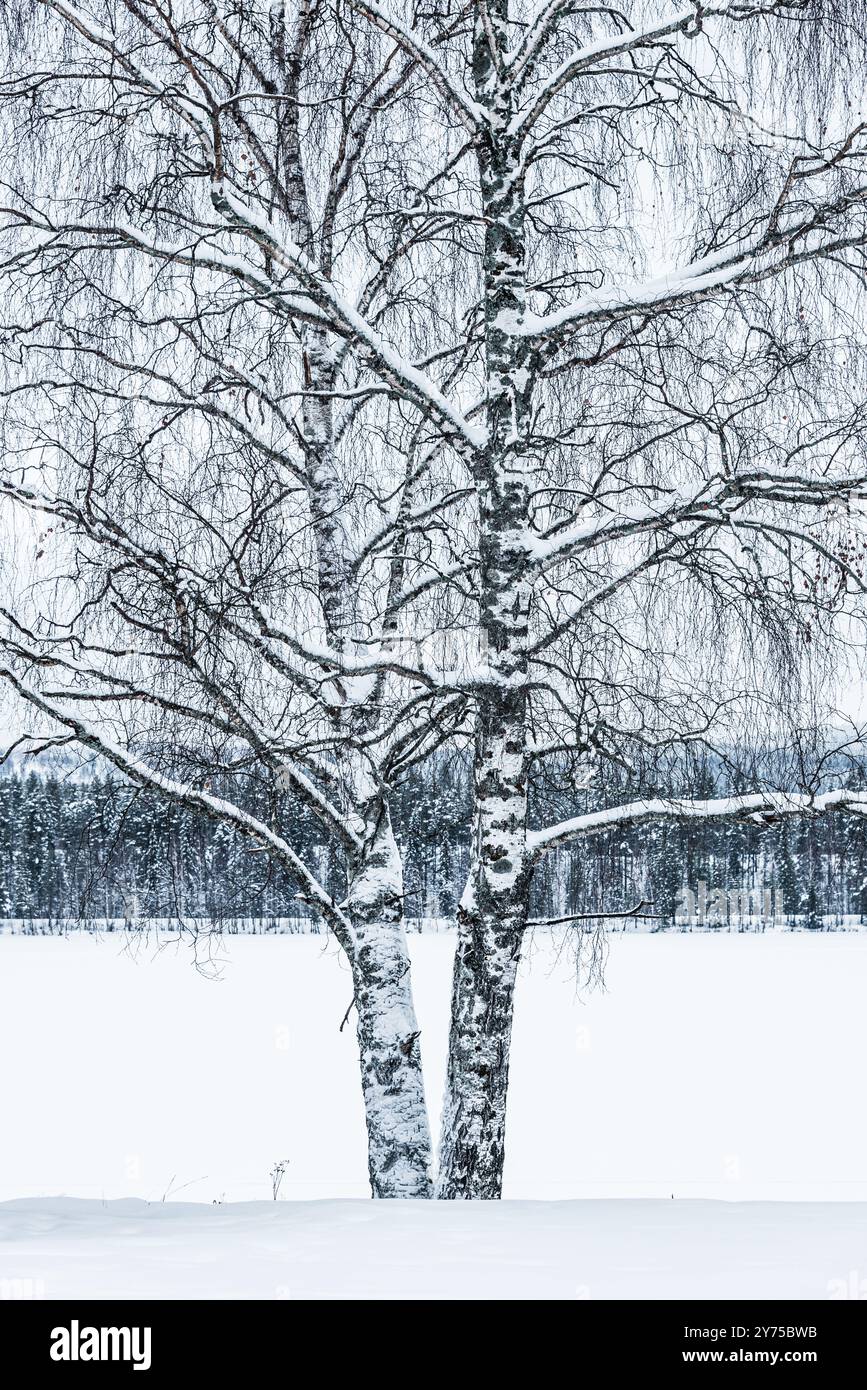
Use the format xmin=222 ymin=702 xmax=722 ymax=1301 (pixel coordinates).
xmin=437 ymin=5 xmax=533 ymax=1198
xmin=275 ymin=12 xmax=432 ymax=1198
xmin=301 ymin=356 xmax=432 ymax=1194
xmin=436 ymin=903 xmax=523 ymax=1198
xmin=345 ymin=807 xmax=432 ymax=1197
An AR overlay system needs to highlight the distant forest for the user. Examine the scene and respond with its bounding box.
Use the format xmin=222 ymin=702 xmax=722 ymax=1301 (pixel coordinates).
xmin=2 ymin=749 xmax=867 ymax=931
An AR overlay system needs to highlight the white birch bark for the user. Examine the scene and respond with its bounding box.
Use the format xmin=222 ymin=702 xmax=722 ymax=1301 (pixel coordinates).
xmin=276 ymin=9 xmax=432 ymax=1197
xmin=344 ymin=806 xmax=431 ymax=1197
xmin=437 ymin=0 xmax=534 ymax=1199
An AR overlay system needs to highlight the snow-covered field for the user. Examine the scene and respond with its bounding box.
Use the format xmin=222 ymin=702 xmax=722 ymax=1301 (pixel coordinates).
xmin=2 ymin=931 xmax=867 ymax=1296
xmin=3 ymin=1195 xmax=867 ymax=1299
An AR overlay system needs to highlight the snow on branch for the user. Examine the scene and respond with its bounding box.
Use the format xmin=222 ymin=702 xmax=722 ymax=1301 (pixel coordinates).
xmin=346 ymin=0 xmax=487 ymax=136
xmin=0 ymin=664 xmax=357 ymax=944
xmin=28 ymin=1 xmax=484 ymax=456
xmin=523 ymin=468 xmax=867 ymax=570
xmin=0 ymin=210 xmax=334 ymax=334
xmin=512 ymin=4 xmax=698 ymax=132
xmin=5 ymin=628 xmax=365 ymax=856
xmin=0 ymin=476 xmax=334 ymax=707
xmin=513 ymin=209 xmax=867 ymax=345
xmin=527 ymin=900 xmax=658 ymax=926
xmin=210 ymin=179 xmax=486 ymax=452
xmin=530 ymin=788 xmax=867 ymax=853
xmin=40 ymin=0 xmax=216 ymax=144
xmin=510 ymin=2 xmax=805 ymax=135
xmin=507 ymin=0 xmax=580 ymax=79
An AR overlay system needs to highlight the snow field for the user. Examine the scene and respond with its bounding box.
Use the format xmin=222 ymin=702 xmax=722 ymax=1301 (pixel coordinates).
xmin=3 ymin=930 xmax=867 ymax=1296
xmin=1 ymin=930 xmax=866 ymax=1205
xmin=3 ymin=1195 xmax=866 ymax=1299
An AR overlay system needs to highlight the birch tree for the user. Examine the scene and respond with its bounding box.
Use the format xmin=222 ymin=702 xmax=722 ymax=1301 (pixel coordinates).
xmin=0 ymin=0 xmax=466 ymax=1198
xmin=421 ymin=0 xmax=867 ymax=1197
xmin=4 ymin=0 xmax=867 ymax=1202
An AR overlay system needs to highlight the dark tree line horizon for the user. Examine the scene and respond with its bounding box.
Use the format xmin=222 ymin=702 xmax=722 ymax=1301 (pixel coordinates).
xmin=2 ymin=749 xmax=866 ymax=931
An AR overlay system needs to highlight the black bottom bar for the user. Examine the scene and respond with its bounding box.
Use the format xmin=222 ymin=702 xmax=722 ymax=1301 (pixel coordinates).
xmin=1 ymin=1299 xmax=864 ymax=1376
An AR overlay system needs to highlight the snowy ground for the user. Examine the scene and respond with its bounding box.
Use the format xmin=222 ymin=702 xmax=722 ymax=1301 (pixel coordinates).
xmin=3 ymin=1196 xmax=867 ymax=1299
xmin=2 ymin=931 xmax=867 ymax=1296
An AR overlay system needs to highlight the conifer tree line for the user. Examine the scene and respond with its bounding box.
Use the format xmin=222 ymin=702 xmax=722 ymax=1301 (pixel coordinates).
xmin=3 ymin=753 xmax=867 ymax=931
